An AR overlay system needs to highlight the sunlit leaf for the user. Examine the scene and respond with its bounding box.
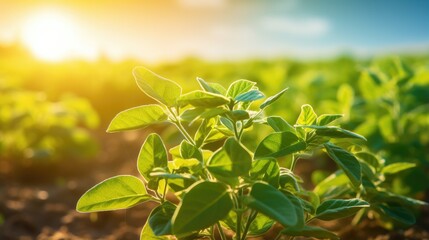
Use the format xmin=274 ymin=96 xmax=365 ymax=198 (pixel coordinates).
xmin=382 ymin=162 xmax=416 ymax=175
xmin=178 ymin=90 xmax=229 ymax=108
xmin=138 ymin=134 xmax=168 ymax=181
xmin=235 ymin=89 xmax=264 ymax=102
xmin=296 ymin=104 xmax=317 ymax=126
xmin=315 ymin=198 xmax=370 ymax=220
xmin=245 ymin=182 xmax=304 ymax=228
xmin=207 ymin=137 xmax=252 ymax=178
xmin=77 ymin=175 xmax=152 ymax=212
xmin=316 ymin=114 xmax=343 ymax=126
xmin=260 ymin=87 xmax=288 ymax=109
xmin=254 ymin=131 xmax=306 ymax=159
xmin=133 ymin=67 xmax=182 ymax=106
xmin=227 ymin=79 xmax=256 ymax=98
xmin=172 ymin=181 xmax=233 ymax=234
xmin=197 ymin=77 xmax=226 ymax=95
xmin=194 ymin=118 xmax=216 ymax=147
xmin=355 ymin=152 xmax=381 ymax=170
xmin=266 ymin=116 xmax=295 ymax=133
xmin=324 ymin=143 xmax=362 ymax=189
xmin=107 ymin=105 xmax=167 ymax=132
xmin=180 ymin=140 xmax=203 ymax=162
xmin=250 ymin=158 xmax=280 ymax=188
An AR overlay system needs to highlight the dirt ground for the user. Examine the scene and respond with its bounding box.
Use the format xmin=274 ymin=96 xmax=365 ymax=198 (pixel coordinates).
xmin=1 ymin=131 xmax=428 ymax=240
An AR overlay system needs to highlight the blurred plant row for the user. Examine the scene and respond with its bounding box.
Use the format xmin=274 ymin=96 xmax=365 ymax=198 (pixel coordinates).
xmin=0 ymin=80 xmax=99 ymax=162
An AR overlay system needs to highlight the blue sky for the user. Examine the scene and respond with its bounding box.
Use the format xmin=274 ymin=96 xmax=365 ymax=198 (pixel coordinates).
xmin=0 ymin=0 xmax=428 ymax=61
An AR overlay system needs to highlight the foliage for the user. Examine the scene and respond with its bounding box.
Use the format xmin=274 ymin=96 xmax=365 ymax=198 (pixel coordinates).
xmin=77 ymin=68 xmax=426 ymax=239
xmin=338 ymin=58 xmax=429 ymax=196
xmin=0 ymin=81 xmax=99 ymax=162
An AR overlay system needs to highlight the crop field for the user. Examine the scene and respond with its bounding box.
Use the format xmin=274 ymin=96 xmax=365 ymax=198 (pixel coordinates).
xmin=1 ymin=1 xmax=428 ymax=239
xmin=1 ymin=44 xmax=428 ymax=239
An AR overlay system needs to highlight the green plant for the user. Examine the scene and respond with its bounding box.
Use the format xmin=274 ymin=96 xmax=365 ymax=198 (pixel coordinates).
xmin=0 ymin=82 xmax=99 ymax=161
xmin=77 ymin=67 xmax=424 ymax=240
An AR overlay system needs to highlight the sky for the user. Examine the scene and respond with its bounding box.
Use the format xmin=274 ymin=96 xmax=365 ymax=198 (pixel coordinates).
xmin=0 ymin=0 xmax=428 ymax=62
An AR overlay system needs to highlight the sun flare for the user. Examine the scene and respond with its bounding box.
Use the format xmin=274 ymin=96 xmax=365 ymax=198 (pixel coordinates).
xmin=21 ymin=9 xmax=82 ymax=61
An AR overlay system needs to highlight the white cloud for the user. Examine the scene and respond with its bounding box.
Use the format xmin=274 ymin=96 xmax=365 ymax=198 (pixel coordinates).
xmin=178 ymin=0 xmax=227 ymax=8
xmin=261 ymin=17 xmax=330 ymax=37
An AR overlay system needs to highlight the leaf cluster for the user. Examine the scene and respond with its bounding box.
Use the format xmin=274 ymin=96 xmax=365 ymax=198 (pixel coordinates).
xmin=77 ymin=67 xmax=425 ymax=239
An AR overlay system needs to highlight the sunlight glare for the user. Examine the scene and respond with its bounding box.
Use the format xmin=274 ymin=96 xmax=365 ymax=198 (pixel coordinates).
xmin=21 ymin=10 xmax=84 ymax=61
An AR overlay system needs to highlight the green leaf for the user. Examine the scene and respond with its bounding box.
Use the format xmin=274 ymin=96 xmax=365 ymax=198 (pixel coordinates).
xmin=133 ymin=67 xmax=182 ymax=106
xmin=282 ymin=225 xmax=339 ymax=240
xmin=227 ymin=79 xmax=256 ymax=98
xmin=370 ymin=190 xmax=428 ymax=207
xmin=138 ymin=134 xmax=168 ymax=181
xmin=355 ymin=152 xmax=381 ymax=170
xmin=228 ymin=110 xmax=250 ymax=121
xmin=382 ymin=162 xmax=416 ymax=175
xmin=178 ymin=90 xmax=229 ymax=108
xmin=248 ymin=214 xmax=275 ymax=236
xmin=235 ymin=89 xmax=264 ymax=102
xmin=250 ymin=158 xmax=280 ymax=188
xmin=180 ymin=140 xmax=203 ymax=162
xmin=324 ymin=143 xmax=362 ymax=189
xmin=266 ymin=116 xmax=295 ymax=133
xmin=317 ymin=128 xmax=366 ymax=141
xmin=279 ymin=168 xmax=300 ymax=193
xmin=107 ymin=105 xmax=167 ymax=132
xmin=172 ymin=158 xmax=202 ymax=174
xmin=254 ymin=131 xmax=306 ymax=159
xmin=172 ymin=181 xmax=233 ymax=234
xmin=150 ymin=171 xmax=197 ymax=181
xmin=197 ymin=77 xmax=226 ymax=95
xmin=207 ymin=137 xmax=252 ymax=178
xmin=313 ymin=126 xmax=366 ymax=141
xmin=245 ymin=182 xmax=304 ymax=228
xmin=140 ymin=222 xmax=169 ymax=240
xmin=77 ymin=175 xmax=152 ymax=212
xmin=316 ymin=114 xmax=343 ymax=126
xmin=296 ymin=104 xmax=317 ymax=126
xmin=148 ymin=201 xmax=176 ymax=236
xmin=222 ymin=211 xmax=274 ymax=236
xmin=315 ymin=198 xmax=370 ymax=221
xmin=194 ymin=118 xmax=216 ymax=147
xmin=220 ymin=117 xmax=235 ymax=132
xmin=313 ymin=171 xmax=351 ymax=200
xmin=260 ymin=87 xmax=288 ymax=109
xmin=180 ymin=107 xmax=227 ymax=123
xmin=376 ymin=204 xmax=416 ymax=226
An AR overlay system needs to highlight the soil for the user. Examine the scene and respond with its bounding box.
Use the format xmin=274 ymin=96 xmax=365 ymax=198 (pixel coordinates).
xmin=1 ymin=131 xmax=428 ymax=240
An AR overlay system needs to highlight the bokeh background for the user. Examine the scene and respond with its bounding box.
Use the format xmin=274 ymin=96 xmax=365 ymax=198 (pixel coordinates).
xmin=0 ymin=0 xmax=428 ymax=239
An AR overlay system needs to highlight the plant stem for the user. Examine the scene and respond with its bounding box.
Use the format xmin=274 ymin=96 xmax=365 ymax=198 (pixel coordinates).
xmin=240 ymin=210 xmax=258 ymax=240
xmin=216 ymin=222 xmax=227 ymax=240
xmin=210 ymin=225 xmax=215 ymax=240
xmin=236 ymin=210 xmax=242 ymax=240
xmin=236 ymin=188 xmax=244 ymax=240
xmin=162 ymin=179 xmax=168 ymax=202
xmin=274 ymin=231 xmax=283 ymax=240
xmin=290 ymin=154 xmax=298 ymax=172
xmin=167 ymin=107 xmax=196 ymax=145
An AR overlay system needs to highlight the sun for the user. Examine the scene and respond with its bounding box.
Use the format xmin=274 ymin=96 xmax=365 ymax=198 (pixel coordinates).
xmin=21 ymin=9 xmax=82 ymax=61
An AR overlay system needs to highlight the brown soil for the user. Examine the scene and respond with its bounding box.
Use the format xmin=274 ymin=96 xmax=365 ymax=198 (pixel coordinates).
xmin=1 ymin=132 xmax=428 ymax=240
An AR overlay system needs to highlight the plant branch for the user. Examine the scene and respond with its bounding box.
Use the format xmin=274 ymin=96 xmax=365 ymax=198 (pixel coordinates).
xmin=216 ymin=222 xmax=227 ymax=240
xmin=241 ymin=210 xmax=258 ymax=240
xmin=167 ymin=107 xmax=196 ymax=145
